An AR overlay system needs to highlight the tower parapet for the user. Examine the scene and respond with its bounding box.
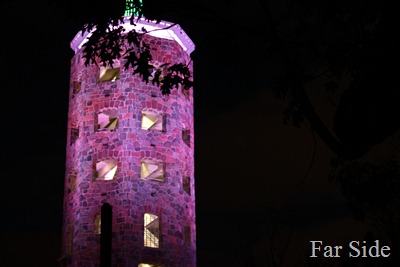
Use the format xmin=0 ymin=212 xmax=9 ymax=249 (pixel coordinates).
xmin=70 ymin=17 xmax=195 ymax=55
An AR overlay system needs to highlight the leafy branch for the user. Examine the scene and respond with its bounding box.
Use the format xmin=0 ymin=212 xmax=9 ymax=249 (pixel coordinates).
xmin=81 ymin=14 xmax=193 ymax=95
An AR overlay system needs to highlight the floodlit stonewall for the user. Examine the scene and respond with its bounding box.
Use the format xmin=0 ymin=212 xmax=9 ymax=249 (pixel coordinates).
xmin=61 ymin=28 xmax=195 ymax=267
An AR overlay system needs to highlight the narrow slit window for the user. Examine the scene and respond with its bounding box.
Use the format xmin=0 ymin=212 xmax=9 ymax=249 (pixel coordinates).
xmin=141 ymin=110 xmax=164 ymax=131
xmin=66 ymin=224 xmax=74 ymax=255
xmin=141 ymin=159 xmax=164 ymax=182
xmin=70 ymin=127 xmax=79 ymax=145
xmin=94 ymin=159 xmax=118 ymax=181
xmin=96 ymin=110 xmax=118 ymax=131
xmin=72 ymin=80 xmax=81 ymax=96
xmin=184 ymin=225 xmax=191 ymax=245
xmin=182 ymin=87 xmax=190 ymax=99
xmin=68 ymin=172 xmax=77 ymax=193
xmin=182 ymin=129 xmax=190 ymax=147
xmin=138 ymin=264 xmax=160 ymax=267
xmin=144 ymin=213 xmax=159 ymax=248
xmin=99 ymin=67 xmax=120 ymax=82
xmin=183 ymin=176 xmax=190 ymax=195
xmin=94 ymin=214 xmax=101 ymax=235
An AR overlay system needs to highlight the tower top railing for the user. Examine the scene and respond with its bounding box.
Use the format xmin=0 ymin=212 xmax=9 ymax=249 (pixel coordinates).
xmin=125 ymin=0 xmax=143 ymax=17
xmin=70 ymin=17 xmax=195 ymax=56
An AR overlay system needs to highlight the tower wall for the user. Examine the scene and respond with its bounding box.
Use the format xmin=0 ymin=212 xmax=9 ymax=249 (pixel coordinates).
xmin=61 ymin=32 xmax=195 ymax=267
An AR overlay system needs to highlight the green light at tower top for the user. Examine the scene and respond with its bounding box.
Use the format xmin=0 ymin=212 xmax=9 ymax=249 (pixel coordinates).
xmin=125 ymin=0 xmax=143 ymax=16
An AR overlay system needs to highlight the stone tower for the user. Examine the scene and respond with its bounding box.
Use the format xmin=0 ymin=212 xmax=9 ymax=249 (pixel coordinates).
xmin=60 ymin=14 xmax=195 ymax=267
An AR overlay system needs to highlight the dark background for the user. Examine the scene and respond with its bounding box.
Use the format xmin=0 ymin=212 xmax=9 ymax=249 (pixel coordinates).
xmin=1 ymin=0 xmax=398 ymax=266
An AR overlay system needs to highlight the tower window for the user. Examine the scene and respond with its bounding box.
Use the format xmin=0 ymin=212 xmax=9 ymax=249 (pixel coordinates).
xmin=182 ymin=87 xmax=190 ymax=99
xmin=72 ymin=80 xmax=81 ymax=96
xmin=96 ymin=110 xmax=118 ymax=131
xmin=99 ymin=66 xmax=120 ymax=82
xmin=141 ymin=159 xmax=164 ymax=182
xmin=141 ymin=110 xmax=164 ymax=131
xmin=182 ymin=129 xmax=190 ymax=147
xmin=94 ymin=159 xmax=118 ymax=181
xmin=95 ymin=214 xmax=101 ymax=235
xmin=184 ymin=225 xmax=191 ymax=245
xmin=66 ymin=224 xmax=74 ymax=255
xmin=183 ymin=176 xmax=190 ymax=195
xmin=68 ymin=172 xmax=77 ymax=193
xmin=70 ymin=127 xmax=79 ymax=145
xmin=144 ymin=213 xmax=159 ymax=248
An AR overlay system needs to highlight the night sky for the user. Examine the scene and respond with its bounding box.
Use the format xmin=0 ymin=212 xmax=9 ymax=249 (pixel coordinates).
xmin=1 ymin=0 xmax=399 ymax=266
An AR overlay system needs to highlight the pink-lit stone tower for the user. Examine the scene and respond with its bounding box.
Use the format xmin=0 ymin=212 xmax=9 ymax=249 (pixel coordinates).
xmin=60 ymin=18 xmax=195 ymax=267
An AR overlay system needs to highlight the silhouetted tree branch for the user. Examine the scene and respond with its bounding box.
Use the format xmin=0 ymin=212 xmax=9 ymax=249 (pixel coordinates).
xmin=62 ymin=0 xmax=400 ymax=160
